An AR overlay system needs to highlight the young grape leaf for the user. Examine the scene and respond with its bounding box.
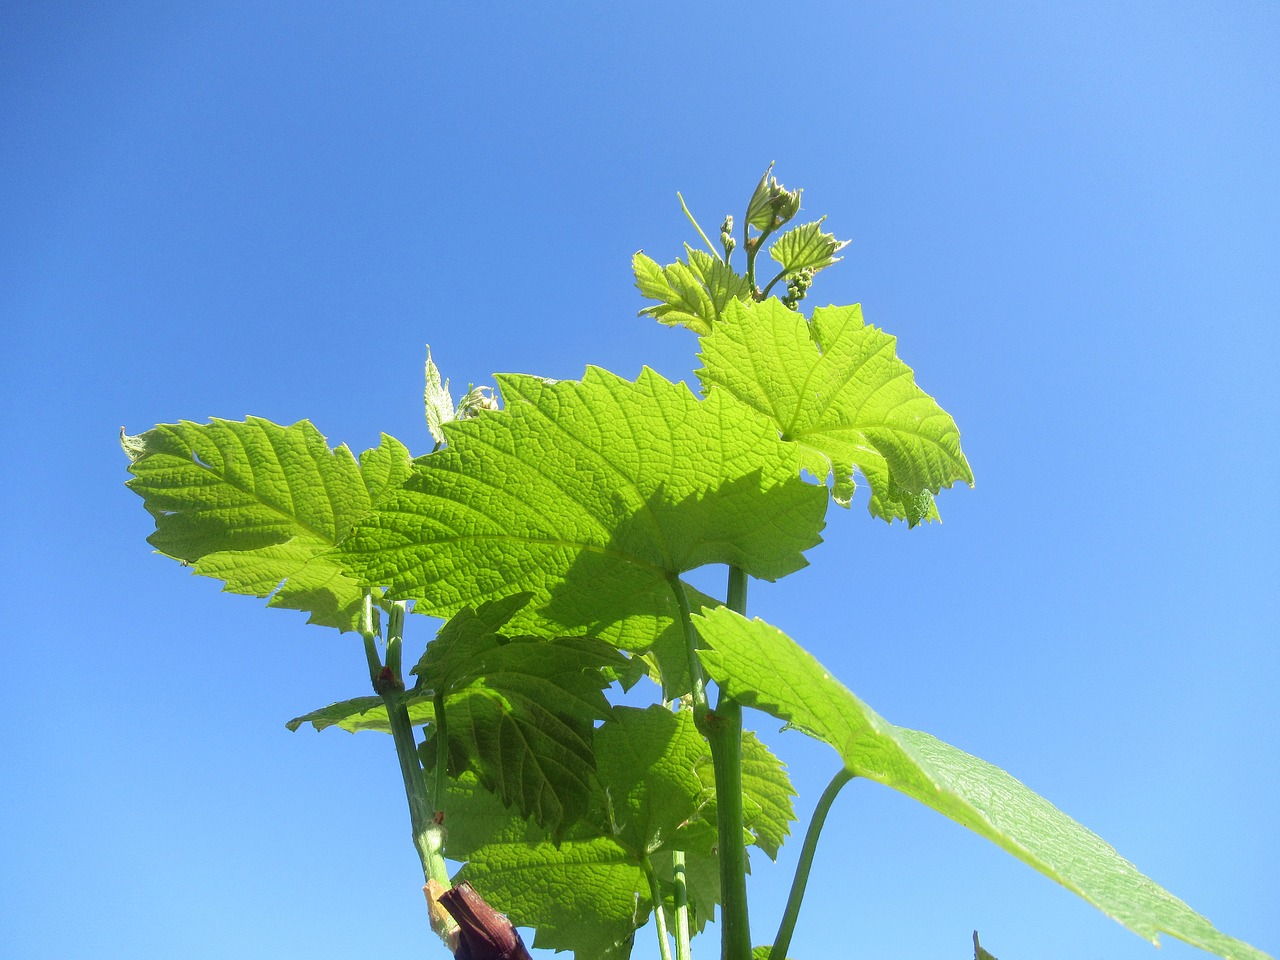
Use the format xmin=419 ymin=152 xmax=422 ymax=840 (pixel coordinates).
xmin=411 ymin=594 xmax=538 ymax=693
xmin=123 ymin=419 xmax=413 ymax=631
xmin=768 ymin=219 xmax=849 ymax=276
xmin=337 ymin=367 xmax=827 ymax=695
xmin=745 ymin=164 xmax=801 ymax=232
xmin=438 ymin=769 xmax=548 ymax=861
xmin=633 ymin=247 xmax=752 ymax=335
xmin=424 ymin=346 xmax=456 ymax=446
xmin=694 ymin=608 xmax=1272 ymax=960
xmin=698 ymin=298 xmax=973 ymax=525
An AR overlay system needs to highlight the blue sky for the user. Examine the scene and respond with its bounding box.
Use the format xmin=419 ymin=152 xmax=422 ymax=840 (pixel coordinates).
xmin=1 ymin=3 xmax=1276 ymax=959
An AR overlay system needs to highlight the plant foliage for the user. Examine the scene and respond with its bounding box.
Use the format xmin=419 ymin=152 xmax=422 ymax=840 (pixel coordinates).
xmin=122 ymin=170 xmax=1270 ymax=960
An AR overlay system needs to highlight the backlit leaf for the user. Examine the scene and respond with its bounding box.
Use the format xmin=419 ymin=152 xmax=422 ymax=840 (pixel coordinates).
xmin=338 ymin=367 xmax=827 ymax=696
xmin=455 ymin=704 xmax=725 ymax=960
xmin=124 ymin=418 xmax=412 ymax=630
xmin=699 ymin=298 xmax=972 ymax=525
xmin=424 ymin=346 xmax=455 ymax=446
xmin=458 ymin=836 xmax=646 ymax=960
xmin=768 ymin=219 xmax=849 ymax=275
xmin=694 ymin=729 xmax=795 ymax=860
xmin=695 ymin=608 xmax=1272 ymax=960
xmin=634 ymin=247 xmax=752 ymax=335
xmin=434 ymin=634 xmax=625 ymax=831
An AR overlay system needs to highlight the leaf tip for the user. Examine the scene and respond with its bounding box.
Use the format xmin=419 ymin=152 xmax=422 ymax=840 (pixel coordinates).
xmin=119 ymin=427 xmax=148 ymax=463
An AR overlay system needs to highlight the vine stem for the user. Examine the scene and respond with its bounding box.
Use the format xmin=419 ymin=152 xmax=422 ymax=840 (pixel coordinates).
xmin=644 ymin=859 xmax=675 ymax=960
xmin=362 ymin=592 xmax=454 ymax=942
xmin=768 ymin=767 xmax=855 ymax=960
xmin=672 ymin=849 xmax=692 ymax=960
xmin=709 ymin=565 xmax=752 ymax=960
xmin=668 ymin=567 xmax=753 ymax=959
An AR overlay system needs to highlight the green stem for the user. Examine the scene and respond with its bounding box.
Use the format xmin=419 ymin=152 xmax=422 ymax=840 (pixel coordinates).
xmin=769 ymin=767 xmax=855 ymax=960
xmin=708 ymin=565 xmax=751 ymax=960
xmin=385 ymin=599 xmax=406 ymax=681
xmin=360 ymin=592 xmax=382 ymax=684
xmin=669 ymin=574 xmax=710 ymax=723
xmin=671 ymin=849 xmax=692 ymax=960
xmin=744 ymin=222 xmax=778 ymax=297
xmin=678 ymin=191 xmax=719 ymax=259
xmin=668 ymin=567 xmax=753 ymax=959
xmin=432 ymin=689 xmax=449 ymax=809
xmin=644 ymin=859 xmax=675 ymax=960
xmin=759 ymin=267 xmax=789 ymax=300
xmin=360 ymin=592 xmax=452 ymax=942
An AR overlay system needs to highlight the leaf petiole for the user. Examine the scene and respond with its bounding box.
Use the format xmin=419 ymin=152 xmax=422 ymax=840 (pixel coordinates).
xmin=758 ymin=267 xmax=790 ymax=300
xmin=769 ymin=767 xmax=855 ymax=960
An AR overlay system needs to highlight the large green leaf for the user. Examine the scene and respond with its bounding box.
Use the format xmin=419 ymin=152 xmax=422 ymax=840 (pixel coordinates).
xmin=123 ymin=418 xmax=412 ymax=630
xmin=337 ymin=367 xmax=827 ymax=694
xmin=427 ymin=633 xmax=626 ymax=831
xmin=694 ymin=608 xmax=1272 ymax=960
xmin=459 ymin=836 xmax=646 ymax=960
xmin=698 ymin=298 xmax=972 ymax=525
xmin=634 ymin=247 xmax=752 ymax=335
xmin=456 ymin=705 xmax=723 ymax=960
xmin=595 ymin=705 xmax=706 ymax=856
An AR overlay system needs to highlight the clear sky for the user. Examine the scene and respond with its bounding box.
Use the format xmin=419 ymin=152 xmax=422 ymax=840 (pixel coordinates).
xmin=1 ymin=3 xmax=1276 ymax=959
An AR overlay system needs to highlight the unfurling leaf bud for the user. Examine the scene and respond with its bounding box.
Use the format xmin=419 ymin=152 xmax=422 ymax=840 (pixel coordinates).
xmin=457 ymin=385 xmax=499 ymax=420
xmin=745 ymin=163 xmax=803 ymax=233
xmin=720 ymin=215 xmax=736 ymax=256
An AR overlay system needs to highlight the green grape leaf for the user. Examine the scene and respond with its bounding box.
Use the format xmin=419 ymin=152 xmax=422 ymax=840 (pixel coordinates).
xmin=634 ymin=247 xmax=752 ymax=335
xmin=452 ymin=704 xmax=727 ymax=957
xmin=974 ymin=931 xmax=1000 ymax=960
xmin=124 ymin=418 xmax=413 ymax=630
xmin=595 ymin=706 xmax=706 ymax=855
xmin=768 ymin=219 xmax=849 ymax=275
xmin=745 ymin=164 xmax=802 ymax=232
xmin=693 ymin=729 xmax=795 ymax=860
xmin=438 ymin=769 xmax=547 ymax=860
xmin=338 ymin=367 xmax=827 ymax=696
xmin=285 ymin=694 xmax=435 ymax=733
xmin=289 ymin=597 xmax=627 ymax=833
xmin=698 ymin=298 xmax=972 ymax=525
xmin=594 ymin=705 xmax=724 ymax=935
xmin=458 ymin=836 xmax=648 ymax=960
xmin=695 ymin=608 xmax=1273 ymax=960
xmin=411 ymin=594 xmax=536 ymax=693
xmin=435 ymin=634 xmax=626 ymax=831
xmin=424 ymin=346 xmax=456 ymax=446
